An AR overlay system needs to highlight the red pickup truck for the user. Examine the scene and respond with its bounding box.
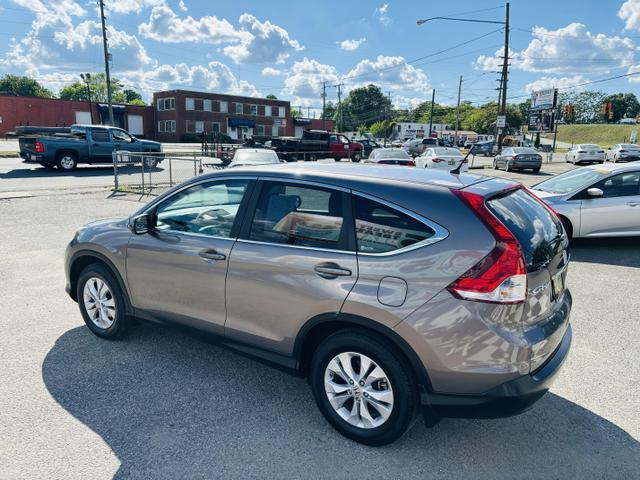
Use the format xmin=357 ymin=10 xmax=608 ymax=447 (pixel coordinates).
xmin=270 ymin=130 xmax=364 ymax=162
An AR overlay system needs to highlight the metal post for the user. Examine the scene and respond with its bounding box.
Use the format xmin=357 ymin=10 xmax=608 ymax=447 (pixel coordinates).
xmin=112 ymin=151 xmax=118 ymax=190
xmin=334 ymin=83 xmax=344 ymax=132
xmin=497 ymin=2 xmax=510 ymax=149
xmin=140 ymin=155 xmax=145 ymax=194
xmin=321 ymin=81 xmax=327 ymax=131
xmin=193 ymin=153 xmax=197 ymax=177
xmin=99 ymin=0 xmax=114 ymax=126
xmin=454 ymin=76 xmax=462 ymax=146
xmin=428 ymin=89 xmax=435 ymax=137
xmin=169 ymin=157 xmax=173 ymax=186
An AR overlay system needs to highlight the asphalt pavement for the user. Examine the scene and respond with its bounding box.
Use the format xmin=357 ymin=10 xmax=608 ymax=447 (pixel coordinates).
xmin=0 ymin=158 xmax=638 ymax=479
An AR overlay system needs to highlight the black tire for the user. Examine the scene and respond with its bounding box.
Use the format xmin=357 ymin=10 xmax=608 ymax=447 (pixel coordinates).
xmin=77 ymin=264 xmax=130 ymax=340
xmin=334 ymin=157 xmax=342 ymax=162
xmin=351 ymin=151 xmax=362 ymax=163
xmin=533 ymin=167 xmax=541 ymax=173
xmin=493 ymin=159 xmax=498 ymax=169
xmin=56 ymin=152 xmax=77 ymax=171
xmin=309 ymin=329 xmax=418 ymax=446
xmin=306 ymin=153 xmax=317 ymax=162
xmin=505 ymin=160 xmax=512 ymax=172
xmin=143 ymin=156 xmax=158 ymax=168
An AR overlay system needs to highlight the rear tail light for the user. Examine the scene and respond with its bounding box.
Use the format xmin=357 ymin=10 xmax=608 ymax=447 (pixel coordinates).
xmin=619 ymin=149 xmax=627 ymax=152
xmin=448 ymin=188 xmax=527 ymax=304
xmin=432 ymin=157 xmax=445 ymax=163
xmin=35 ymin=141 xmax=44 ymax=153
xmin=512 ymin=155 xmax=519 ymax=160
xmin=577 ymin=150 xmax=585 ymax=153
xmin=407 ymin=160 xmax=416 ymax=167
xmin=598 ymin=150 xmax=604 ymax=153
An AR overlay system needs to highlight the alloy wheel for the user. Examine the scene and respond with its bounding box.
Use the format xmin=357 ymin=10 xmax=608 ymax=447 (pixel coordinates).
xmin=82 ymin=277 xmax=116 ymax=329
xmin=59 ymin=155 xmax=76 ymax=170
xmin=324 ymin=352 xmax=394 ymax=429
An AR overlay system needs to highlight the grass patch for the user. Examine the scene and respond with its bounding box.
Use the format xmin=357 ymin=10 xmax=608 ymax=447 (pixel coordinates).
xmin=542 ymin=124 xmax=638 ymax=148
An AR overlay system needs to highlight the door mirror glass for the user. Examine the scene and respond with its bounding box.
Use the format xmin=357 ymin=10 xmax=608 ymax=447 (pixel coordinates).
xmin=587 ymin=187 xmax=604 ymax=198
xmin=131 ymin=213 xmax=154 ymax=234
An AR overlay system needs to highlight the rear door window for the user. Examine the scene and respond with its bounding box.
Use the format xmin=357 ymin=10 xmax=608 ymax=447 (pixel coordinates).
xmin=486 ymin=188 xmax=563 ymax=268
xmin=91 ymin=128 xmax=111 ymax=142
xmin=353 ymin=196 xmax=436 ymax=254
xmin=593 ymin=172 xmax=640 ymax=198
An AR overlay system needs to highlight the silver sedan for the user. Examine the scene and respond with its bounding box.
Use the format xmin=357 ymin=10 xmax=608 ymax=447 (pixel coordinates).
xmin=605 ymin=144 xmax=640 ymax=163
xmin=530 ymin=163 xmax=640 ymax=238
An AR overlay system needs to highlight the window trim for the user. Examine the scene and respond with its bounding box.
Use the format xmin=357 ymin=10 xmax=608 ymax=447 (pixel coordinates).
xmin=351 ymin=191 xmax=449 ymax=257
xmin=185 ymin=97 xmax=195 ymax=111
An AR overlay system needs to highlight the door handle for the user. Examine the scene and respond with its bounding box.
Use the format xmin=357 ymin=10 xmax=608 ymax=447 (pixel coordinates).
xmin=198 ymin=249 xmax=226 ymax=261
xmin=314 ymin=263 xmax=352 ymax=279
xmin=627 ymin=201 xmax=640 ymax=207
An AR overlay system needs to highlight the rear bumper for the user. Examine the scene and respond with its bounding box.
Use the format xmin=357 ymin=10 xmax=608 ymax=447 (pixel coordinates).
xmin=513 ymin=161 xmax=542 ymax=168
xmin=426 ymin=323 xmax=572 ymax=419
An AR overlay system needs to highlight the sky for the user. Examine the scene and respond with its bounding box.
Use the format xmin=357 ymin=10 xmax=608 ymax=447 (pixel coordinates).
xmin=1 ymin=0 xmax=640 ymax=114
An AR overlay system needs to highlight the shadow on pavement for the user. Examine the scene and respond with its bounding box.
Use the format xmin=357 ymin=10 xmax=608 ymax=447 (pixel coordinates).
xmin=571 ymin=237 xmax=640 ymax=268
xmin=43 ymin=325 xmax=639 ymax=479
xmin=0 ymin=165 xmax=164 ymax=180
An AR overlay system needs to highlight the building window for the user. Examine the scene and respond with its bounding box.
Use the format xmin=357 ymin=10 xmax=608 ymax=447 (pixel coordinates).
xmin=219 ymin=101 xmax=228 ymax=113
xmin=157 ymin=97 xmax=175 ymax=111
xmin=272 ymin=125 xmax=279 ymax=136
xmin=186 ymin=98 xmax=195 ymax=110
xmin=195 ymin=121 xmax=204 ymax=133
xmin=211 ymin=122 xmax=220 ymax=133
xmin=250 ymin=104 xmax=258 ymax=115
xmin=203 ymin=99 xmax=212 ymax=112
xmin=235 ymin=103 xmax=243 ymax=114
xmin=158 ymin=120 xmax=176 ymax=133
xmin=265 ymin=106 xmax=272 ymax=117
xmin=278 ymin=106 xmax=285 ymax=118
xmin=257 ymin=125 xmax=265 ymax=136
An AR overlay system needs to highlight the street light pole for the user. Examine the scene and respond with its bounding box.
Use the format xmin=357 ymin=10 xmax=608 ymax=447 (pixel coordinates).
xmin=80 ymin=73 xmax=94 ymax=124
xmin=98 ymin=0 xmax=114 ymax=126
xmin=454 ymin=75 xmax=462 ymax=146
xmin=428 ymin=89 xmax=435 ymax=138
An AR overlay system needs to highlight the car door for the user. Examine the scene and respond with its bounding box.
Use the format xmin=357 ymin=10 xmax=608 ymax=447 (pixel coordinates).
xmin=225 ymin=179 xmax=357 ymax=355
xmin=111 ymin=128 xmax=141 ymax=153
xmin=579 ymin=170 xmax=640 ymax=236
xmin=89 ymin=127 xmax=115 ymax=163
xmin=126 ymin=177 xmax=253 ymax=334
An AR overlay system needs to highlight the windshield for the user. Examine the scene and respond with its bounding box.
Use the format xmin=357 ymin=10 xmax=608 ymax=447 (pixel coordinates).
xmin=233 ymin=150 xmax=278 ymax=164
xmin=374 ymin=149 xmax=409 ymax=159
xmin=513 ymin=148 xmax=538 ymax=154
xmin=580 ymin=144 xmax=600 ymax=150
xmin=533 ymin=168 xmax=608 ymax=194
xmin=620 ymin=144 xmax=640 ymax=149
xmin=432 ymin=147 xmax=461 ymax=156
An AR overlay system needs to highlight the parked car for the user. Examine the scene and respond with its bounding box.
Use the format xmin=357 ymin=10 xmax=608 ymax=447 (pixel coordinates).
xmin=65 ymin=163 xmax=572 ymax=446
xmin=19 ymin=124 xmax=162 ymax=171
xmin=531 ymin=163 xmax=640 ymax=238
xmin=365 ymin=148 xmax=415 ymax=166
xmin=356 ymin=138 xmax=381 ymax=158
xmin=270 ymin=130 xmax=364 ymax=162
xmin=470 ymin=141 xmax=496 ymax=157
xmin=493 ymin=147 xmax=543 ymax=173
xmin=401 ymin=137 xmax=445 ymax=157
xmin=565 ymin=144 xmax=605 ymax=164
xmin=605 ymin=144 xmax=640 ymax=163
xmin=228 ymin=148 xmax=282 ymax=167
xmin=416 ymin=147 xmax=468 ymax=172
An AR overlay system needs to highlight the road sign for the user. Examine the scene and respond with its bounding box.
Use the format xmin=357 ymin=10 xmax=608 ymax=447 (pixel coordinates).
xmin=496 ymin=115 xmax=506 ymax=128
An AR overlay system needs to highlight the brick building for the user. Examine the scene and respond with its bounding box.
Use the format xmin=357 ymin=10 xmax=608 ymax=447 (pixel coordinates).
xmin=0 ymin=95 xmax=155 ymax=138
xmin=153 ymin=89 xmax=293 ymax=142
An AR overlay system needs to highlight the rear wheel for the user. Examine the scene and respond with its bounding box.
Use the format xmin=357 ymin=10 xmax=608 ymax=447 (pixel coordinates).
xmin=351 ymin=151 xmax=362 ymax=163
xmin=493 ymin=159 xmax=498 ymax=169
xmin=56 ymin=152 xmax=77 ymax=171
xmin=533 ymin=167 xmax=541 ymax=173
xmin=310 ymin=329 xmax=418 ymax=446
xmin=334 ymin=157 xmax=342 ymax=162
xmin=505 ymin=160 xmax=512 ymax=172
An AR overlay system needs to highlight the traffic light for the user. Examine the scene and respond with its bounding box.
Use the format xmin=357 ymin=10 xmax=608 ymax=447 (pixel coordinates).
xmin=568 ymin=104 xmax=574 ymax=116
xmin=600 ymin=103 xmax=607 ymax=116
xmin=563 ymin=104 xmax=570 ymax=117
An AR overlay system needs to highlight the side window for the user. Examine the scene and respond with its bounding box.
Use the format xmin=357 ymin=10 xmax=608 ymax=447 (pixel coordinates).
xmin=353 ymin=196 xmax=436 ymax=254
xmin=155 ymin=180 xmax=249 ymax=238
xmin=112 ymin=129 xmax=133 ymax=143
xmin=91 ymin=128 xmax=111 ymax=142
xmin=594 ymin=172 xmax=640 ymax=198
xmin=339 ymin=135 xmax=350 ymax=144
xmin=249 ymin=182 xmax=346 ymax=250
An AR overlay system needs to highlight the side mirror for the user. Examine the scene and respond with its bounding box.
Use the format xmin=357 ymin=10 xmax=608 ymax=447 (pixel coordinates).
xmin=587 ymin=187 xmax=604 ymax=198
xmin=130 ymin=213 xmax=155 ymax=234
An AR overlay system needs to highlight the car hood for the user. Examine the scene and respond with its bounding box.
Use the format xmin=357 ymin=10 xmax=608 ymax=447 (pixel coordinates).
xmin=138 ymin=139 xmax=161 ymax=149
xmin=529 ymin=189 xmax=568 ymax=203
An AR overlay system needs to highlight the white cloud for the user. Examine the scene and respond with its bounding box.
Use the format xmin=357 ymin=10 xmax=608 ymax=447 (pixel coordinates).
xmin=138 ymin=5 xmax=249 ymax=44
xmin=393 ymin=95 xmax=429 ymax=110
xmin=261 ymin=67 xmax=282 ymax=76
xmin=339 ymin=38 xmax=366 ymax=51
xmin=283 ymin=57 xmax=339 ymax=100
xmin=345 ymin=55 xmax=430 ymax=92
xmin=104 ymin=0 xmax=164 ymax=14
xmin=375 ymin=4 xmax=391 ymax=26
xmin=525 ymin=75 xmax=589 ymax=93
xmin=178 ymin=0 xmax=187 ymax=12
xmin=619 ymin=0 xmax=640 ymax=31
xmin=476 ymin=23 xmax=637 ymax=74
xmin=628 ymin=64 xmax=640 ymax=83
xmin=223 ymin=14 xmax=303 ymax=64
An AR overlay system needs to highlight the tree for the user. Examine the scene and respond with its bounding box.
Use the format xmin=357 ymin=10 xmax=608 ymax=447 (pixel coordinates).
xmin=461 ymin=102 xmax=523 ymax=134
xmin=58 ymin=73 xmax=142 ymax=104
xmin=339 ymin=84 xmax=391 ymax=131
xmin=321 ymin=101 xmax=336 ymax=120
xmin=290 ymin=108 xmax=303 ymax=118
xmin=559 ymin=90 xmax=606 ymax=123
xmin=369 ymin=120 xmax=394 ymax=139
xmin=266 ymin=94 xmax=278 ymax=99
xmin=0 ymin=75 xmax=53 ymax=98
xmin=601 ymin=92 xmax=640 ymax=122
xmin=123 ymin=89 xmax=144 ymax=105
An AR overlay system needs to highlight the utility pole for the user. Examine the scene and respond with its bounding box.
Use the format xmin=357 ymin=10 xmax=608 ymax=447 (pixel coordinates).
xmin=98 ymin=0 xmax=114 ymax=126
xmin=321 ymin=81 xmax=327 ymax=130
xmin=498 ymin=1 xmax=510 ymax=149
xmin=80 ymin=73 xmax=94 ymax=124
xmin=334 ymin=83 xmax=344 ymax=132
xmin=385 ymin=90 xmax=391 ymax=146
xmin=454 ymin=76 xmax=462 ymax=146
xmin=307 ymin=106 xmax=311 ymax=118
xmin=428 ymin=89 xmax=435 ymax=138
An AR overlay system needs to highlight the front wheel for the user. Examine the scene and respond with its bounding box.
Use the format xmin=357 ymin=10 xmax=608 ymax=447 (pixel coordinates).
xmin=310 ymin=330 xmax=418 ymax=446
xmin=143 ymin=156 xmax=158 ymax=168
xmin=493 ymin=159 xmax=498 ymax=169
xmin=351 ymin=151 xmax=362 ymax=163
xmin=56 ymin=153 xmax=77 ymax=171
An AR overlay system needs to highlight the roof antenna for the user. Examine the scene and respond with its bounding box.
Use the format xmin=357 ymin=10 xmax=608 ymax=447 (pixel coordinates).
xmin=450 ymin=148 xmax=472 ymax=175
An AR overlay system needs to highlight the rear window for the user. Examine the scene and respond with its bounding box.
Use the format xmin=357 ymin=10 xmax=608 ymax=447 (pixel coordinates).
xmin=486 ymin=189 xmax=562 ymax=268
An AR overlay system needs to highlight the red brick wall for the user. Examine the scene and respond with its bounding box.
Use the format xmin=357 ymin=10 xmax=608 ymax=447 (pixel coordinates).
xmin=153 ymin=90 xmax=293 ymax=142
xmin=0 ymin=95 xmax=155 ymax=139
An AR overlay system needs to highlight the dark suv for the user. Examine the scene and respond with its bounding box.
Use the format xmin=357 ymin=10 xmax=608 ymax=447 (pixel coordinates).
xmin=65 ymin=163 xmax=572 ymax=445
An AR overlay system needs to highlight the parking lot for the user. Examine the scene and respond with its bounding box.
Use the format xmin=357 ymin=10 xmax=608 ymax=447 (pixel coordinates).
xmin=1 ymin=156 xmax=639 ymax=479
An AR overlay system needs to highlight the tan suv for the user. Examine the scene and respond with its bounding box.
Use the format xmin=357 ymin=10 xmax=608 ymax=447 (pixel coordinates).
xmin=65 ymin=163 xmax=572 ymax=445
